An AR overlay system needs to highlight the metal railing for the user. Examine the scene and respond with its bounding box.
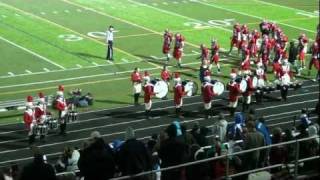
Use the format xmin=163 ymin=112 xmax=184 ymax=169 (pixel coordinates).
xmin=56 ymin=135 xmax=320 ymax=180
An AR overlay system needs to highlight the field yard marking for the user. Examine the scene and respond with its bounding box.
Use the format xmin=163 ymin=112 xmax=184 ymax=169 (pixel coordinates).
xmin=43 ymin=68 xmax=50 ymax=72
xmin=115 ymin=32 xmax=157 ymax=39
xmin=128 ymin=0 xmax=232 ymax=33
xmin=253 ymin=0 xmax=316 ymax=14
xmin=0 ymin=60 xmax=141 ymax=79
xmin=64 ymin=10 xmax=70 ymax=13
xmin=40 ymin=12 xmax=46 ymax=15
xmin=52 ymin=10 xmax=58 ymax=14
xmin=7 ymin=72 xmax=14 ymax=76
xmin=296 ymin=12 xmax=317 ymax=18
xmin=121 ymin=58 xmax=128 ymax=63
xmin=0 ymin=2 xmax=160 ymax=69
xmin=0 ymin=35 xmax=66 ymax=69
xmin=162 ymin=2 xmax=168 ymax=5
xmin=1 ymin=15 xmax=7 ymax=18
xmin=195 ymin=1 xmax=316 ymax=33
xmin=152 ymin=3 xmax=158 ymax=6
xmin=150 ymin=55 xmax=159 ymax=59
xmin=25 ymin=70 xmax=32 ymax=74
xmin=91 ymin=62 xmax=99 ymax=66
xmin=76 ymin=64 xmax=82 ymax=68
xmin=60 ymin=0 xmax=209 ymax=49
xmin=191 ymin=50 xmax=200 ymax=54
xmin=76 ymin=8 xmax=82 ymax=12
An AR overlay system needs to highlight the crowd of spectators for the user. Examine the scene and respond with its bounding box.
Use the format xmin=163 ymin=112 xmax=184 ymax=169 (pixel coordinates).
xmin=1 ymin=109 xmax=319 ymax=180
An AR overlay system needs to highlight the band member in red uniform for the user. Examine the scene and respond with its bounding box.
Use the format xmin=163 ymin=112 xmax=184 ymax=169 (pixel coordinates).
xmin=161 ymin=65 xmax=171 ymax=100
xmin=143 ymin=71 xmax=155 ymax=119
xmin=230 ymin=68 xmax=237 ymax=81
xmin=248 ymin=29 xmax=260 ymax=58
xmin=259 ymin=35 xmax=272 ymax=71
xmin=131 ymin=67 xmax=142 ymax=106
xmin=242 ymin=74 xmax=254 ymax=112
xmin=228 ymin=79 xmax=241 ymax=116
xmin=241 ymin=51 xmax=251 ymax=75
xmin=199 ymin=44 xmax=209 ymax=64
xmin=56 ymin=92 xmax=68 ymax=135
xmin=163 ymin=29 xmax=173 ymax=62
xmin=34 ymin=98 xmax=46 ymax=141
xmin=297 ymin=33 xmax=308 ymax=69
xmin=210 ymin=39 xmax=221 ymax=73
xmin=173 ymin=72 xmax=185 ymax=118
xmin=24 ymin=100 xmax=35 ymax=144
xmin=308 ymin=42 xmax=320 ymax=76
xmin=229 ymin=23 xmax=241 ymax=54
xmin=173 ymin=33 xmax=185 ymax=68
xmin=201 ymin=74 xmax=215 ymax=119
xmin=25 ymin=95 xmax=34 ymax=109
xmin=240 ymin=24 xmax=249 ymax=54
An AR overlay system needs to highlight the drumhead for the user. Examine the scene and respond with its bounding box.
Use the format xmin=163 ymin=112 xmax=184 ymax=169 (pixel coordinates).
xmin=252 ymin=76 xmax=258 ymax=88
xmin=213 ymin=82 xmax=225 ymax=96
xmin=184 ymin=81 xmax=198 ymax=96
xmin=240 ymin=80 xmax=247 ymax=92
xmin=154 ymin=80 xmax=169 ymax=98
xmin=257 ymin=78 xmax=265 ymax=88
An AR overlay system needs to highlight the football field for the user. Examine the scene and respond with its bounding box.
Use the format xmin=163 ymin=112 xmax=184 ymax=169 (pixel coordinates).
xmin=0 ymin=0 xmax=318 ymax=124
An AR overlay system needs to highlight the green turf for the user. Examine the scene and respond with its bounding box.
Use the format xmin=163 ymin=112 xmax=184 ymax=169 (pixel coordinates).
xmin=0 ymin=0 xmax=318 ymax=124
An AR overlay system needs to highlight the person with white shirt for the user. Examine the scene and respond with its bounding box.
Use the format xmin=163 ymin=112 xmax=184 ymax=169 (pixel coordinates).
xmin=106 ymin=25 xmax=114 ymax=61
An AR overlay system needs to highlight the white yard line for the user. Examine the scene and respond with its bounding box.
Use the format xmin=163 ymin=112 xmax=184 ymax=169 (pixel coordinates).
xmin=195 ymin=1 xmax=316 ymax=33
xmin=0 ymin=36 xmax=66 ymax=69
xmin=253 ymin=0 xmax=316 ymax=14
xmin=128 ymin=0 xmax=232 ymax=33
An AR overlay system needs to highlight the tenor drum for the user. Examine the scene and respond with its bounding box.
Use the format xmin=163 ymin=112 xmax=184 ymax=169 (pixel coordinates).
xmin=33 ymin=124 xmax=48 ymax=136
xmin=183 ymin=80 xmax=198 ymax=96
xmin=213 ymin=81 xmax=225 ymax=96
xmin=67 ymin=111 xmax=78 ymax=123
xmin=46 ymin=117 xmax=58 ymax=130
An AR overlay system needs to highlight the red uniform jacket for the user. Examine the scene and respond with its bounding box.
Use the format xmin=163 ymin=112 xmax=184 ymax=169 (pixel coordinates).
xmin=131 ymin=72 xmax=142 ymax=83
xmin=55 ymin=98 xmax=66 ymax=111
xmin=211 ymin=43 xmax=219 ymax=62
xmin=201 ymin=82 xmax=214 ymax=103
xmin=24 ymin=109 xmax=33 ymax=130
xmin=144 ymin=83 xmax=154 ymax=103
xmin=34 ymin=106 xmax=45 ymax=121
xmin=161 ymin=70 xmax=171 ymax=81
xmin=174 ymin=84 xmax=185 ymax=105
xmin=241 ymin=58 xmax=251 ymax=71
xmin=163 ymin=33 xmax=172 ymax=53
xmin=201 ymin=47 xmax=209 ymax=60
xmin=228 ymin=82 xmax=241 ymax=102
xmin=243 ymin=77 xmax=254 ymax=96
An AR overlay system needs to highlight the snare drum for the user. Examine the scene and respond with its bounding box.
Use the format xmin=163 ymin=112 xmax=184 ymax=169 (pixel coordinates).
xmin=239 ymin=79 xmax=247 ymax=92
xmin=213 ymin=81 xmax=225 ymax=96
xmin=33 ymin=124 xmax=48 ymax=136
xmin=67 ymin=111 xmax=78 ymax=123
xmin=46 ymin=118 xmax=58 ymax=130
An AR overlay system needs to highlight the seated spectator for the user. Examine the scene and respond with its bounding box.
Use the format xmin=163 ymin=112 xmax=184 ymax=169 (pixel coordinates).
xmin=159 ymin=122 xmax=189 ymax=180
xmin=19 ymin=152 xmax=56 ymax=180
xmin=270 ymin=127 xmax=287 ymax=173
xmin=56 ymin=146 xmax=80 ymax=172
xmin=147 ymin=134 xmax=158 ymax=153
xmin=212 ymin=113 xmax=228 ymax=142
xmin=300 ymin=109 xmax=312 ymax=128
xmin=78 ymin=131 xmax=115 ymax=180
xmin=191 ymin=121 xmax=210 ymax=146
xmin=186 ymin=147 xmax=211 ymax=180
xmin=117 ymin=127 xmax=152 ymax=180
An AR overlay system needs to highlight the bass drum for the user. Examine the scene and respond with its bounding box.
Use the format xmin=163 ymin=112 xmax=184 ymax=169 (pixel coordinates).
xmin=153 ymin=80 xmax=169 ymax=99
xmin=239 ymin=79 xmax=247 ymax=92
xmin=182 ymin=80 xmax=198 ymax=96
xmin=252 ymin=76 xmax=258 ymax=88
xmin=213 ymin=81 xmax=225 ymax=96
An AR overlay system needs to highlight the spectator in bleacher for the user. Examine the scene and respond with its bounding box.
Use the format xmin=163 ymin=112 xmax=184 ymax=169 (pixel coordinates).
xmin=19 ymin=152 xmax=56 ymax=180
xmin=186 ymin=146 xmax=211 ymax=180
xmin=147 ymin=134 xmax=158 ymax=153
xmin=227 ymin=112 xmax=245 ymax=141
xmin=255 ymin=117 xmax=272 ymax=167
xmin=300 ymin=109 xmax=312 ymax=127
xmin=78 ymin=131 xmax=115 ymax=180
xmin=159 ymin=122 xmax=189 ymax=180
xmin=269 ymin=127 xmax=287 ymax=173
xmin=117 ymin=127 xmax=152 ymax=180
xmin=179 ymin=123 xmax=196 ymax=146
xmin=191 ymin=122 xmax=210 ymax=147
xmin=55 ymin=146 xmax=80 ymax=172
xmin=243 ymin=121 xmax=266 ymax=171
xmin=215 ymin=113 xmax=228 ymax=142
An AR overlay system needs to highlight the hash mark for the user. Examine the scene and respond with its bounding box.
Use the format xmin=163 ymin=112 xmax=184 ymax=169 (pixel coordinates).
xmin=43 ymin=68 xmax=50 ymax=72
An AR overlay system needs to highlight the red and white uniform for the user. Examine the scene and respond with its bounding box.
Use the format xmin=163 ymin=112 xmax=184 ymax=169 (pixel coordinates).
xmin=248 ymin=30 xmax=260 ymax=57
xmin=240 ymin=25 xmax=249 ymax=47
xmin=163 ymin=32 xmax=173 ymax=54
xmin=34 ymin=104 xmax=46 ymax=124
xmin=25 ymin=95 xmax=34 ymax=109
xmin=241 ymin=55 xmax=251 ymax=74
xmin=131 ymin=71 xmax=142 ymax=94
xmin=201 ymin=81 xmax=215 ymax=110
xmin=174 ymin=83 xmax=185 ymax=108
xmin=173 ymin=34 xmax=185 ymax=60
xmin=144 ymin=82 xmax=155 ymax=110
xmin=231 ymin=24 xmax=241 ymax=47
xmin=228 ymin=81 xmax=241 ymax=108
xmin=211 ymin=41 xmax=220 ymax=64
xmin=242 ymin=76 xmax=254 ymax=104
xmin=161 ymin=69 xmax=171 ymax=82
xmin=309 ymin=42 xmax=320 ymax=70
xmin=273 ymin=44 xmax=284 ymax=62
xmin=56 ymin=96 xmax=67 ymax=118
xmin=201 ymin=46 xmax=209 ymax=62
xmin=298 ymin=34 xmax=308 ymax=61
xmin=281 ymin=61 xmax=293 ymax=78
xmin=24 ymin=108 xmax=34 ymax=135
xmin=256 ymin=66 xmax=267 ymax=81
